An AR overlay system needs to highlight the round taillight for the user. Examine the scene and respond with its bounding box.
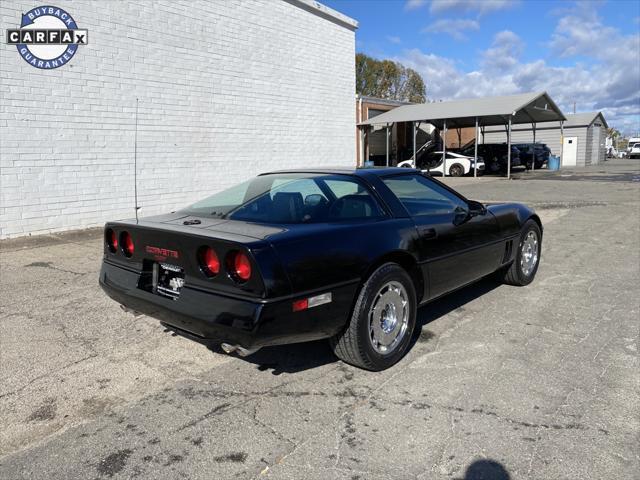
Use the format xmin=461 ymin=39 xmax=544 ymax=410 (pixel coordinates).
xmin=231 ymin=251 xmax=252 ymax=282
xmin=120 ymin=231 xmax=134 ymax=257
xmin=199 ymin=246 xmax=220 ymax=276
xmin=106 ymin=228 xmax=118 ymax=253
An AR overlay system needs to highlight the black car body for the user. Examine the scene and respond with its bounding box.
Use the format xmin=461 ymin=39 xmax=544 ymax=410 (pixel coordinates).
xmin=100 ymin=168 xmax=542 ymax=370
xmin=456 ymin=144 xmax=521 ymax=173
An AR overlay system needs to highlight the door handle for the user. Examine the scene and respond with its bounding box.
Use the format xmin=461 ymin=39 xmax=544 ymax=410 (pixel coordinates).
xmin=418 ymin=227 xmax=437 ymax=239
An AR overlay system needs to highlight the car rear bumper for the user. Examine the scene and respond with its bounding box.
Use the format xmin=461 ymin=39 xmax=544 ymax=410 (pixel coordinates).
xmin=99 ymin=260 xmax=356 ymax=349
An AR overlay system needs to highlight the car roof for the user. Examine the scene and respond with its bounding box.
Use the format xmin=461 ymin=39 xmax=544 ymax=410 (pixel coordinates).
xmin=259 ymin=167 xmax=417 ymax=177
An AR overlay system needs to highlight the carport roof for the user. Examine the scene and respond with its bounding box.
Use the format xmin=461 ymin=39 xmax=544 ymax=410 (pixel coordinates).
xmin=357 ymin=91 xmax=566 ymax=128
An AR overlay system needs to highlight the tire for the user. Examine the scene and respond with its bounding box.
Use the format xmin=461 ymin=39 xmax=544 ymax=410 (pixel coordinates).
xmin=501 ymin=219 xmax=542 ymax=286
xmin=449 ymin=163 xmax=464 ymax=177
xmin=330 ymin=263 xmax=417 ymax=371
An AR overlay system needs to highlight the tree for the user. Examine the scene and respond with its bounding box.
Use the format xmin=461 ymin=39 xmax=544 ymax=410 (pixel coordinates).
xmin=355 ymin=53 xmax=426 ymax=103
xmin=402 ymin=69 xmax=426 ymax=103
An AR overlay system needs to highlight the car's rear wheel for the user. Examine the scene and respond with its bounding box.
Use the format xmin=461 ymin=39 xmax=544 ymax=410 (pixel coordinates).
xmin=449 ymin=163 xmax=464 ymax=177
xmin=330 ymin=263 xmax=417 ymax=371
xmin=501 ymin=219 xmax=542 ymax=286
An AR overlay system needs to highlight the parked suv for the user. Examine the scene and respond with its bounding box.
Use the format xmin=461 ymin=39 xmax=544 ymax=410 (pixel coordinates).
xmin=454 ymin=144 xmax=522 ymax=174
xmin=513 ymin=143 xmax=551 ymax=169
xmin=629 ymin=143 xmax=640 ymax=159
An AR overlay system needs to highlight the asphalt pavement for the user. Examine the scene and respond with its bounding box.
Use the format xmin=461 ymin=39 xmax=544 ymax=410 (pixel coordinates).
xmin=1 ymin=159 xmax=638 ymax=479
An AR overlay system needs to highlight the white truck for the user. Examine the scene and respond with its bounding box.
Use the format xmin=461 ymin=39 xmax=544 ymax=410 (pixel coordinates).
xmin=628 ymin=137 xmax=640 ymax=159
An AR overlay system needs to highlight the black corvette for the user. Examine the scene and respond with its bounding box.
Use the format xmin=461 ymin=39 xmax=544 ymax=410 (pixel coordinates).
xmin=100 ymin=167 xmax=542 ymax=370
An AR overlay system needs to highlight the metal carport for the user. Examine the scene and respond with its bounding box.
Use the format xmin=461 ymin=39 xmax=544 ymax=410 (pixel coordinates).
xmin=357 ymin=91 xmax=567 ymax=179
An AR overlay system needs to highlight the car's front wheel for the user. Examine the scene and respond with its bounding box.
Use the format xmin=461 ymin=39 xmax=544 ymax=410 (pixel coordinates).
xmin=501 ymin=219 xmax=542 ymax=286
xmin=330 ymin=263 xmax=417 ymax=371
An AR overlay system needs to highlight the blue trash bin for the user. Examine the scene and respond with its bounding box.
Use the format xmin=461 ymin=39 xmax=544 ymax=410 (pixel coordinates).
xmin=547 ymin=155 xmax=560 ymax=171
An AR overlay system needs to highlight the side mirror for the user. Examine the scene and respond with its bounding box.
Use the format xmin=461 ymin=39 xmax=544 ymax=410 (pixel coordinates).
xmin=453 ymin=205 xmax=469 ymax=225
xmin=467 ymin=200 xmax=487 ymax=217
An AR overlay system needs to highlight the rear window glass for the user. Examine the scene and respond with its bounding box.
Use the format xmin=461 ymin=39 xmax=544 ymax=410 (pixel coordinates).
xmin=184 ymin=174 xmax=384 ymax=224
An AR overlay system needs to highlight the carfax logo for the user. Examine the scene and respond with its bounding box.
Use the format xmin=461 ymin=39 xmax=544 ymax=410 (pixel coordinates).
xmin=6 ymin=5 xmax=87 ymax=69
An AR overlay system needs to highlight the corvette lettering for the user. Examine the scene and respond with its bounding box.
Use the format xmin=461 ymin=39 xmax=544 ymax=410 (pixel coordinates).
xmin=145 ymin=246 xmax=179 ymax=260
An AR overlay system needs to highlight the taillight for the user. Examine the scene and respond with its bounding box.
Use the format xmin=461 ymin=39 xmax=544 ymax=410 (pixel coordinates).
xmin=228 ymin=251 xmax=252 ymax=282
xmin=292 ymin=298 xmax=308 ymax=312
xmin=292 ymin=293 xmax=332 ymax=312
xmin=121 ymin=231 xmax=134 ymax=257
xmin=198 ymin=246 xmax=220 ymax=276
xmin=106 ymin=228 xmax=117 ymax=253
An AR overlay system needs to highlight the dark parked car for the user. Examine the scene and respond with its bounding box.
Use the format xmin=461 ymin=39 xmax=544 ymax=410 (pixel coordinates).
xmin=455 ymin=144 xmax=522 ymax=173
xmin=100 ymin=168 xmax=543 ymax=370
xmin=513 ymin=143 xmax=551 ymax=169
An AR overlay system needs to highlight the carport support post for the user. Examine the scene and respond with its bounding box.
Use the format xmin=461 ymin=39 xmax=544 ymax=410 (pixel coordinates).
xmin=532 ymin=122 xmax=537 ymax=172
xmin=386 ymin=123 xmax=390 ymax=167
xmin=507 ymin=116 xmax=512 ymax=180
xmin=560 ymin=120 xmax=564 ymax=167
xmin=442 ymin=119 xmax=447 ymax=177
xmin=474 ymin=117 xmax=479 ymax=178
xmin=413 ymin=121 xmax=417 ymax=163
xmin=359 ymin=127 xmax=365 ymax=167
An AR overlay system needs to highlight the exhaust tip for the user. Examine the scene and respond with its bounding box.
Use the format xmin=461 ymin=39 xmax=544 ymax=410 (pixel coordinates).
xmin=236 ymin=346 xmax=261 ymax=357
xmin=220 ymin=343 xmax=260 ymax=357
xmin=220 ymin=343 xmax=237 ymax=354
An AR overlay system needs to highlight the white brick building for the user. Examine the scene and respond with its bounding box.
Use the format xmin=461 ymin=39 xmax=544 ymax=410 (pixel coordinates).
xmin=0 ymin=0 xmax=357 ymax=238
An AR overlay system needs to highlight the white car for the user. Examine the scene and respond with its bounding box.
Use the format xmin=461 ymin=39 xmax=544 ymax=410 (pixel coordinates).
xmin=629 ymin=143 xmax=640 ymax=159
xmin=398 ymin=151 xmax=485 ymax=176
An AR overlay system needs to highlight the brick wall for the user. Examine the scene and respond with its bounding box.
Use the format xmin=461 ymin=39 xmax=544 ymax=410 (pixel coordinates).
xmin=0 ymin=0 xmax=356 ymax=238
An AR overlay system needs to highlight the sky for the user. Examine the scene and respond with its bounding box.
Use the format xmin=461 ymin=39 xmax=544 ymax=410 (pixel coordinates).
xmin=323 ymin=0 xmax=640 ymax=136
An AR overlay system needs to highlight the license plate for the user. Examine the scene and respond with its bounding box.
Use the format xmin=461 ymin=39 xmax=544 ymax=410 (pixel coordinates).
xmin=153 ymin=263 xmax=184 ymax=300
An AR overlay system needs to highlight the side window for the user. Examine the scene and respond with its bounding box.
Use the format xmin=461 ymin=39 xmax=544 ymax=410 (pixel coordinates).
xmin=382 ymin=174 xmax=466 ymax=216
xmin=322 ymin=178 xmax=384 ymax=220
xmin=324 ymin=179 xmax=362 ymax=198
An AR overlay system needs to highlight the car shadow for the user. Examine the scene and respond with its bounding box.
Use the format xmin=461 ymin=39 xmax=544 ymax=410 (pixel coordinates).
xmin=408 ymin=275 xmax=503 ymax=351
xmin=416 ymin=276 xmax=502 ymax=329
xmin=209 ymin=340 xmax=337 ymax=375
xmin=163 ymin=275 xmax=503 ymax=375
xmin=455 ymin=459 xmax=511 ymax=480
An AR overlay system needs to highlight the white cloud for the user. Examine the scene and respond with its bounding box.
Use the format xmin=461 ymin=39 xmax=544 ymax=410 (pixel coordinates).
xmin=547 ymin=3 xmax=617 ymax=59
xmin=481 ymin=30 xmax=524 ymax=70
xmin=423 ymin=18 xmax=480 ymax=41
xmin=405 ymin=0 xmax=427 ymax=10
xmin=386 ymin=35 xmax=402 ymax=44
xmin=397 ymin=18 xmax=640 ymax=135
xmin=429 ymin=0 xmax=516 ymax=15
